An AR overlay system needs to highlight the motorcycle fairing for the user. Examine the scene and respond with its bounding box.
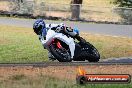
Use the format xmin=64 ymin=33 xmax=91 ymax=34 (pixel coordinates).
xmin=44 ymin=29 xmax=75 ymax=59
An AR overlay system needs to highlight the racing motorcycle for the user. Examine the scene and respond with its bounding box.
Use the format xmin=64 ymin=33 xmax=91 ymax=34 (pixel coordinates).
xmin=43 ymin=28 xmax=100 ymax=62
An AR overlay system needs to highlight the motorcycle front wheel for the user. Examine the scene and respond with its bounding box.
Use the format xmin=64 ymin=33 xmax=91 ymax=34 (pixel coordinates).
xmin=49 ymin=40 xmax=72 ymax=62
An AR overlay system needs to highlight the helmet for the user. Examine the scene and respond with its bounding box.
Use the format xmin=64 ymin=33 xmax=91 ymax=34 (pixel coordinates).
xmin=73 ymin=27 xmax=79 ymax=35
xmin=33 ymin=19 xmax=46 ymax=35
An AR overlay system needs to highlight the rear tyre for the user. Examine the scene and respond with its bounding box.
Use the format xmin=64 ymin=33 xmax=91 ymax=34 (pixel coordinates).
xmin=79 ymin=42 xmax=100 ymax=62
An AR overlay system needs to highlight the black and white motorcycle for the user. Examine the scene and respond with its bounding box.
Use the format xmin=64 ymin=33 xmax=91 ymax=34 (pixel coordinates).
xmin=42 ymin=28 xmax=100 ymax=62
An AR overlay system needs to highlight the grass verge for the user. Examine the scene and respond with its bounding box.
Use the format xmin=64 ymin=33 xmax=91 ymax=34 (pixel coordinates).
xmin=0 ymin=74 xmax=131 ymax=88
xmin=0 ymin=25 xmax=131 ymax=63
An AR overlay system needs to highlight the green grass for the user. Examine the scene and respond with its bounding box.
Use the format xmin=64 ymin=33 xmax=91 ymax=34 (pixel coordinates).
xmin=0 ymin=25 xmax=48 ymax=63
xmin=0 ymin=74 xmax=131 ymax=88
xmin=0 ymin=25 xmax=132 ymax=63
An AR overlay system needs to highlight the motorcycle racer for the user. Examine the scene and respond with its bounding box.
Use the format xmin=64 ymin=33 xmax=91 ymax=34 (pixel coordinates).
xmin=33 ymin=19 xmax=86 ymax=60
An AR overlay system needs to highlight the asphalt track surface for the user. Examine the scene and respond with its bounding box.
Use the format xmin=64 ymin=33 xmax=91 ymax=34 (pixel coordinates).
xmin=0 ymin=17 xmax=132 ymax=38
xmin=0 ymin=17 xmax=132 ymax=64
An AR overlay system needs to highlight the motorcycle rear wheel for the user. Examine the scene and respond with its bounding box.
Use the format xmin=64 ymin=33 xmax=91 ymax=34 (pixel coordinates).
xmin=79 ymin=42 xmax=100 ymax=62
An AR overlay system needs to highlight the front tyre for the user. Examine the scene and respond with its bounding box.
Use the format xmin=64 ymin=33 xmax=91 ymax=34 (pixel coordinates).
xmin=49 ymin=41 xmax=72 ymax=62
